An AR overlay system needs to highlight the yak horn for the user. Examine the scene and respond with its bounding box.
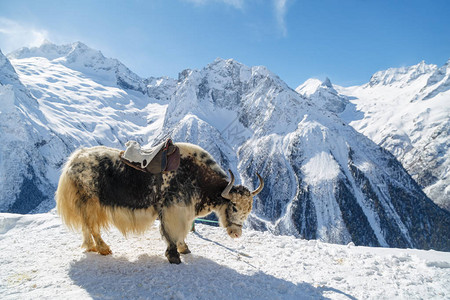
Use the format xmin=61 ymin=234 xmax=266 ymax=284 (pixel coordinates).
xmin=221 ymin=169 xmax=235 ymax=200
xmin=251 ymin=173 xmax=264 ymax=196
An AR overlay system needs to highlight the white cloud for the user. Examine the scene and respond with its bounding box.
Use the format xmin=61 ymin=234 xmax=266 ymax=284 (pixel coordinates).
xmin=183 ymin=0 xmax=292 ymax=37
xmin=0 ymin=18 xmax=49 ymax=54
xmin=273 ymin=0 xmax=289 ymax=37
xmin=184 ymin=0 xmax=244 ymax=9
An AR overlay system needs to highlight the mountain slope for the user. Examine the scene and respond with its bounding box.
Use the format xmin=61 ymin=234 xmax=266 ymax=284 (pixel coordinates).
xmin=298 ymin=60 xmax=449 ymax=211
xmin=1 ymin=212 xmax=449 ymax=300
xmin=2 ymin=44 xmax=168 ymax=213
xmin=0 ymin=49 xmax=58 ymax=213
xmin=1 ymin=42 xmax=450 ymax=251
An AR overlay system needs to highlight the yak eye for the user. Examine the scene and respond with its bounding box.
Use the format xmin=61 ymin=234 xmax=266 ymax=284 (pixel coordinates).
xmin=232 ymin=206 xmax=238 ymax=212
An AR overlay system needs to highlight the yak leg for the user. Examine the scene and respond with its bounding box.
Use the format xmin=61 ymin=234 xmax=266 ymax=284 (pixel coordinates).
xmin=177 ymin=241 xmax=191 ymax=254
xmin=80 ymin=199 xmax=111 ymax=255
xmin=160 ymin=226 xmax=181 ymax=264
xmin=91 ymin=225 xmax=112 ymax=255
xmin=81 ymin=224 xmax=110 ymax=255
xmin=81 ymin=225 xmax=97 ymax=252
xmin=160 ymin=220 xmax=181 ymax=264
xmin=159 ymin=205 xmax=193 ymax=264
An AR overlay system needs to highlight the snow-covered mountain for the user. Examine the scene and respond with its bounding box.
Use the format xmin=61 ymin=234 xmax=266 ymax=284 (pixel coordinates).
xmin=1 ymin=42 xmax=449 ymax=251
xmin=9 ymin=40 xmax=177 ymax=101
xmin=297 ymin=60 xmax=450 ymax=211
xmin=1 ymin=42 xmax=168 ymax=214
xmin=296 ymin=77 xmax=349 ymax=114
xmin=162 ymin=58 xmax=450 ymax=251
xmin=0 ymin=49 xmax=57 ymax=213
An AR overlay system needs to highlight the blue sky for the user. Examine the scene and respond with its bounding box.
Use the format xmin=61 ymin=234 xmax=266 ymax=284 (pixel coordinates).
xmin=1 ymin=0 xmax=449 ymax=88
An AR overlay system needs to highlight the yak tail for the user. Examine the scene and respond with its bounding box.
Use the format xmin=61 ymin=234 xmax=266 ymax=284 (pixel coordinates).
xmin=55 ymin=170 xmax=111 ymax=232
xmin=55 ymin=170 xmax=85 ymax=231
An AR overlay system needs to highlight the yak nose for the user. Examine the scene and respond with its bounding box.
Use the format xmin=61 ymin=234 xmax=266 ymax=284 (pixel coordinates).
xmin=227 ymin=227 xmax=242 ymax=238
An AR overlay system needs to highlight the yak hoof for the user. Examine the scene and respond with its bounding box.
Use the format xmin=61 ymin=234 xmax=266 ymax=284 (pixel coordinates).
xmin=165 ymin=249 xmax=181 ymax=264
xmin=84 ymin=247 xmax=98 ymax=253
xmin=178 ymin=244 xmax=191 ymax=254
xmin=179 ymin=247 xmax=191 ymax=255
xmin=98 ymin=247 xmax=112 ymax=256
xmin=168 ymin=256 xmax=182 ymax=264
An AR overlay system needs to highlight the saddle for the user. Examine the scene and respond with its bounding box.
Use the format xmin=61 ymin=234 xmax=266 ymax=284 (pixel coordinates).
xmin=119 ymin=139 xmax=180 ymax=174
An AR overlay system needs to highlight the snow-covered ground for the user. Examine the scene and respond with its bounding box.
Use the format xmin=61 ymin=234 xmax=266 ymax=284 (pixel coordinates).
xmin=1 ymin=212 xmax=449 ymax=300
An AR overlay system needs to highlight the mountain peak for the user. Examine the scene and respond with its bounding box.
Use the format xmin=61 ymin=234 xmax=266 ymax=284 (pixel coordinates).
xmin=296 ymin=77 xmax=348 ymax=114
xmin=8 ymin=41 xmax=148 ymax=93
xmin=322 ymin=77 xmax=333 ymax=88
xmin=208 ymin=57 xmax=245 ymax=71
xmin=295 ymin=78 xmax=323 ymax=96
xmin=212 ymin=57 xmax=236 ymax=64
xmin=368 ymin=61 xmax=437 ymax=87
xmin=0 ymin=49 xmax=22 ymax=87
xmin=61 ymin=42 xmax=107 ymax=66
xmin=7 ymin=41 xmax=99 ymax=62
xmin=40 ymin=39 xmax=53 ymax=46
xmin=67 ymin=41 xmax=96 ymax=56
xmin=296 ymin=77 xmax=336 ymax=96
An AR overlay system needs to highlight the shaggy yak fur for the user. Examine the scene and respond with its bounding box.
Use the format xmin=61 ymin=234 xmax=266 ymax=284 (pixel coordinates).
xmin=55 ymin=142 xmax=263 ymax=264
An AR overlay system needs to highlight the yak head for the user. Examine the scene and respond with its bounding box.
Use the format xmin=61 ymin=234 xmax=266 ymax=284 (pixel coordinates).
xmin=220 ymin=170 xmax=264 ymax=238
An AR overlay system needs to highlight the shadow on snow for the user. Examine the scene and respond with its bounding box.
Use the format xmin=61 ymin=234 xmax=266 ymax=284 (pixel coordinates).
xmin=69 ymin=252 xmax=335 ymax=300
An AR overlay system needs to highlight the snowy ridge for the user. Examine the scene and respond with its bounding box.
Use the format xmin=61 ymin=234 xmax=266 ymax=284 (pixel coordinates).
xmin=0 ymin=212 xmax=449 ymax=300
xmin=312 ymin=60 xmax=450 ymax=211
xmin=1 ymin=42 xmax=450 ymax=252
xmin=8 ymin=41 xmax=143 ymax=89
xmin=367 ymin=61 xmax=437 ymax=87
xmin=419 ymin=59 xmax=450 ymax=100
xmin=9 ymin=41 xmax=176 ymax=96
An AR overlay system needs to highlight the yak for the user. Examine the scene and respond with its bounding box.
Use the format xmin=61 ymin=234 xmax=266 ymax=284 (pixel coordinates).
xmin=55 ymin=142 xmax=263 ymax=264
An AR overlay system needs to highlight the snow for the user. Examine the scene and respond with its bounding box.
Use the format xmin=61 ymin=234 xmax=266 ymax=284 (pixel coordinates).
xmin=295 ymin=60 xmax=450 ymax=211
xmin=302 ymin=151 xmax=340 ymax=183
xmin=2 ymin=42 xmax=449 ymax=251
xmin=10 ymin=56 xmax=168 ymax=149
xmin=296 ymin=77 xmax=349 ymax=114
xmin=296 ymin=78 xmax=323 ymax=96
xmin=0 ymin=85 xmax=16 ymax=114
xmin=334 ymin=60 xmax=450 ymax=210
xmin=0 ymin=212 xmax=449 ymax=300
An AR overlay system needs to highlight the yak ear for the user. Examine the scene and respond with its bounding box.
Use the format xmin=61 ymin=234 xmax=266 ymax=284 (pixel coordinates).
xmin=221 ymin=169 xmax=235 ymax=200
